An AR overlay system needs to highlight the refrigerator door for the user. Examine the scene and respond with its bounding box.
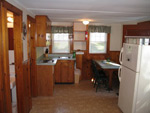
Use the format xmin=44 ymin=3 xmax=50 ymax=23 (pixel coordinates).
xmin=135 ymin=45 xmax=150 ymax=113
xmin=118 ymin=66 xmax=138 ymax=113
xmin=122 ymin=43 xmax=142 ymax=72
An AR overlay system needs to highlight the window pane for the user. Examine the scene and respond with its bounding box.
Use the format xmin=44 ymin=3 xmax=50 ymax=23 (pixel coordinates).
xmin=52 ymin=33 xmax=70 ymax=53
xmin=90 ymin=42 xmax=106 ymax=53
xmin=89 ymin=33 xmax=107 ymax=53
xmin=53 ymin=41 xmax=70 ymax=53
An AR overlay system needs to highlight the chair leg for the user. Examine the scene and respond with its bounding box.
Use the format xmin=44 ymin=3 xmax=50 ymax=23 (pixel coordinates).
xmin=94 ymin=81 xmax=96 ymax=88
xmin=94 ymin=79 xmax=97 ymax=88
xmin=96 ymin=83 xmax=100 ymax=92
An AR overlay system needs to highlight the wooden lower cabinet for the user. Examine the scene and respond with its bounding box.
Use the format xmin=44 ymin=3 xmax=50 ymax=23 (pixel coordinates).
xmin=54 ymin=60 xmax=74 ymax=83
xmin=37 ymin=65 xmax=54 ymax=96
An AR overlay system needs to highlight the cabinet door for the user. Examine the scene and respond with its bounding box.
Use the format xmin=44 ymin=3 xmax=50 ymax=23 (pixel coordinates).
xmin=68 ymin=60 xmax=74 ymax=83
xmin=60 ymin=61 xmax=70 ymax=83
xmin=37 ymin=65 xmax=53 ymax=96
xmin=55 ymin=60 xmax=74 ymax=83
xmin=76 ymin=54 xmax=83 ymax=69
xmin=36 ymin=16 xmax=46 ymax=47
xmin=54 ymin=60 xmax=61 ymax=83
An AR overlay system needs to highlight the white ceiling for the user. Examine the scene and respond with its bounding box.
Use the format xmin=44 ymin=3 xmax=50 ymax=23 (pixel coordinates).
xmin=16 ymin=0 xmax=150 ymax=23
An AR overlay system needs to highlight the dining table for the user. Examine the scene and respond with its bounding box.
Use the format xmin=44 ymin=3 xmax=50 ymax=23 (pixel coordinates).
xmin=94 ymin=60 xmax=120 ymax=90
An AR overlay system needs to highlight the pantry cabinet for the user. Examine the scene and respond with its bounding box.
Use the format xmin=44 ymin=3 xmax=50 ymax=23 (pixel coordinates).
xmin=35 ymin=15 xmax=51 ymax=47
xmin=54 ymin=60 xmax=74 ymax=83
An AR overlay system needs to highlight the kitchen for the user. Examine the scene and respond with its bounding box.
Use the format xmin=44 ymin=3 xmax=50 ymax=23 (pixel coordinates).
xmin=0 ymin=0 xmax=150 ymax=113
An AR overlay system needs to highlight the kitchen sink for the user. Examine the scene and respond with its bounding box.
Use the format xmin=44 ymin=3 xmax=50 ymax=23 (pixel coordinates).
xmin=41 ymin=59 xmax=54 ymax=63
xmin=58 ymin=56 xmax=71 ymax=59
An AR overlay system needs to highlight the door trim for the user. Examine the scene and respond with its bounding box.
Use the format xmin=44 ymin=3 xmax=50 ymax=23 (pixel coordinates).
xmin=1 ymin=1 xmax=28 ymax=113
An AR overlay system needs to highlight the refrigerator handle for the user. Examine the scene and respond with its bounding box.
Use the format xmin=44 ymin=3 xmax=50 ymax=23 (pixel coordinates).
xmin=118 ymin=66 xmax=122 ymax=82
xmin=119 ymin=47 xmax=123 ymax=64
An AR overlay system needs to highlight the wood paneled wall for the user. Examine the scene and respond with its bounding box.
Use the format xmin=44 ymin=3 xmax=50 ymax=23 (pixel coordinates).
xmin=23 ymin=60 xmax=32 ymax=113
xmin=81 ymin=51 xmax=120 ymax=80
xmin=81 ymin=33 xmax=120 ymax=80
xmin=108 ymin=51 xmax=120 ymax=64
xmin=27 ymin=15 xmax=37 ymax=97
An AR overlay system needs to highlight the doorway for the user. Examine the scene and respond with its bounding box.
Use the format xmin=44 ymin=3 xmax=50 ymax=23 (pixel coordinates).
xmin=7 ymin=10 xmax=17 ymax=113
xmin=0 ymin=1 xmax=32 ymax=113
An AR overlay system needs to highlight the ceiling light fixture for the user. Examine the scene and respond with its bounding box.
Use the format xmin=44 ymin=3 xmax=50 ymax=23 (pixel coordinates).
xmin=7 ymin=17 xmax=13 ymax=23
xmin=83 ymin=20 xmax=89 ymax=25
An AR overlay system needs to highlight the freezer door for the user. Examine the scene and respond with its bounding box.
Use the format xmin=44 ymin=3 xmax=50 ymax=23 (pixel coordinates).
xmin=118 ymin=66 xmax=139 ymax=113
xmin=122 ymin=43 xmax=142 ymax=72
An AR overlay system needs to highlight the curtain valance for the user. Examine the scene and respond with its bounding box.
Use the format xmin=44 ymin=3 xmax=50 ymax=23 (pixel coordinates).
xmin=51 ymin=26 xmax=73 ymax=33
xmin=88 ymin=25 xmax=111 ymax=33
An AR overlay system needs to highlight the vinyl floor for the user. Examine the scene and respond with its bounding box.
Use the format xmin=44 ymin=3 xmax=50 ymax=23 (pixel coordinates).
xmin=30 ymin=80 xmax=122 ymax=113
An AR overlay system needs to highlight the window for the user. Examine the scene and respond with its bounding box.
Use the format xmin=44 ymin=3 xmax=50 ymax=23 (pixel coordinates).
xmin=52 ymin=33 xmax=70 ymax=53
xmin=89 ymin=33 xmax=107 ymax=54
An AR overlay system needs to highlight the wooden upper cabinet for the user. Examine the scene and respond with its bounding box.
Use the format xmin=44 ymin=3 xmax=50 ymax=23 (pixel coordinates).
xmin=122 ymin=21 xmax=150 ymax=43
xmin=35 ymin=15 xmax=51 ymax=47
xmin=123 ymin=21 xmax=150 ymax=37
xmin=126 ymin=29 xmax=150 ymax=36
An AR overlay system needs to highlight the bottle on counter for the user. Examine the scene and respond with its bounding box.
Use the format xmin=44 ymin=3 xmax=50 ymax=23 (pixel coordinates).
xmin=73 ymin=51 xmax=76 ymax=58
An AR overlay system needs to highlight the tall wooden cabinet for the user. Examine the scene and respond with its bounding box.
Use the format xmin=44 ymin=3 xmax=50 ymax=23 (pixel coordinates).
xmin=54 ymin=60 xmax=74 ymax=83
xmin=35 ymin=15 xmax=51 ymax=47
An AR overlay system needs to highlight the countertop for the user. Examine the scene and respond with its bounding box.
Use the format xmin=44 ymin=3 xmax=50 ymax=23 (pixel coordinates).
xmin=94 ymin=60 xmax=120 ymax=69
xmin=36 ymin=54 xmax=76 ymax=65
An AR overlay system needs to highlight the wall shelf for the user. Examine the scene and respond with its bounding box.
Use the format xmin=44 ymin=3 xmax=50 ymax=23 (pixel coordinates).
xmin=73 ymin=22 xmax=87 ymax=51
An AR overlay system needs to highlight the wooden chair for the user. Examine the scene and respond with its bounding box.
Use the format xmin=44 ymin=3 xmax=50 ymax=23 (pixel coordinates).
xmin=91 ymin=60 xmax=108 ymax=92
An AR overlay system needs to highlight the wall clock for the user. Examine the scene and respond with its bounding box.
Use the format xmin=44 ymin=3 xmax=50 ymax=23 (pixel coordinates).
xmin=22 ymin=22 xmax=27 ymax=40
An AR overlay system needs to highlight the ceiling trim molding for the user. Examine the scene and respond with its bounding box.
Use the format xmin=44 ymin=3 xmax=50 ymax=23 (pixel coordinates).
xmin=27 ymin=8 xmax=150 ymax=15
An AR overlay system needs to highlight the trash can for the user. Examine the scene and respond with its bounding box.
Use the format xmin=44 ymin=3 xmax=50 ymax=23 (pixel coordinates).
xmin=74 ymin=69 xmax=81 ymax=84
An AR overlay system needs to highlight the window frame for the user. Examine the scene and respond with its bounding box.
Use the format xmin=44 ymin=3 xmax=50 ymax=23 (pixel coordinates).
xmin=88 ymin=32 xmax=110 ymax=55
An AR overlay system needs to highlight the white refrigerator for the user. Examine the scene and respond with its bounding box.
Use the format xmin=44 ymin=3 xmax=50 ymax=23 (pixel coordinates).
xmin=118 ymin=43 xmax=150 ymax=113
